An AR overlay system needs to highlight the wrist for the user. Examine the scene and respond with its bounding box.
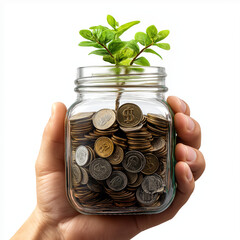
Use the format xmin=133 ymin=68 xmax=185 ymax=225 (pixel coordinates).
xmin=11 ymin=207 xmax=63 ymax=240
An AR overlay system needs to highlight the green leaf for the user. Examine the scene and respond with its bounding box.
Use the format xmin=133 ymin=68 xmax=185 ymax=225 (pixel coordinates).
xmin=119 ymin=48 xmax=135 ymax=60
xmin=155 ymin=30 xmax=170 ymax=42
xmin=135 ymin=32 xmax=152 ymax=46
xmin=154 ymin=43 xmax=170 ymax=50
xmin=79 ymin=30 xmax=94 ymax=41
xmin=108 ymin=40 xmax=126 ymax=54
xmin=91 ymin=25 xmax=108 ymax=42
xmin=107 ymin=15 xmax=119 ymax=29
xmin=119 ymin=58 xmax=132 ymax=66
xmin=116 ymin=21 xmax=140 ymax=37
xmin=125 ymin=40 xmax=139 ymax=54
xmin=90 ymin=25 xmax=108 ymax=31
xmin=78 ymin=41 xmax=103 ymax=48
xmin=133 ymin=57 xmax=150 ymax=66
xmin=143 ymin=48 xmax=163 ymax=59
xmin=89 ymin=49 xmax=110 ymax=56
xmin=103 ymin=55 xmax=115 ymax=64
xmin=103 ymin=29 xmax=115 ymax=44
xmin=146 ymin=25 xmax=158 ymax=40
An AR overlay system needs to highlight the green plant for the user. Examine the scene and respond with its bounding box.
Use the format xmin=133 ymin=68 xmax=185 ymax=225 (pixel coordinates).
xmin=78 ymin=15 xmax=170 ymax=66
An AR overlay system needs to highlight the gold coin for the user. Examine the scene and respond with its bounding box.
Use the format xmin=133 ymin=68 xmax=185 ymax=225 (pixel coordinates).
xmin=116 ymin=103 xmax=143 ymax=127
xmin=107 ymin=145 xmax=124 ymax=165
xmin=94 ymin=136 xmax=114 ymax=158
xmin=92 ymin=109 xmax=116 ymax=130
xmin=141 ymin=153 xmax=160 ymax=175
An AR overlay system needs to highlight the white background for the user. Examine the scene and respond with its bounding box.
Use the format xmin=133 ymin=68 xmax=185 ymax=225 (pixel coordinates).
xmin=1 ymin=0 xmax=240 ymax=239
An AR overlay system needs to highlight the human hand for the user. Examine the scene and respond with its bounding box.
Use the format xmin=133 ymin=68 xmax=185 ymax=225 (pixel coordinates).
xmin=11 ymin=96 xmax=205 ymax=240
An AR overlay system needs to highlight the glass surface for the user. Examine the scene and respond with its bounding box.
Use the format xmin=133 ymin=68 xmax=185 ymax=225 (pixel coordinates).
xmin=65 ymin=66 xmax=176 ymax=215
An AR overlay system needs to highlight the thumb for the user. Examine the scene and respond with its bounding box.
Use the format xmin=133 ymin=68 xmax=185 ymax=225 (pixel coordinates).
xmin=35 ymin=102 xmax=67 ymax=177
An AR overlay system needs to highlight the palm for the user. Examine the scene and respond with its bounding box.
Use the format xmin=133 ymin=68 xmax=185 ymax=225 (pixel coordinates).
xmin=36 ymin=163 xmax=140 ymax=239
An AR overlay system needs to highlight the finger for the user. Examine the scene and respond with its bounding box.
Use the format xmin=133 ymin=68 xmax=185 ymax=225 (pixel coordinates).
xmin=175 ymin=143 xmax=205 ymax=180
xmin=134 ymin=162 xmax=195 ymax=231
xmin=167 ymin=96 xmax=190 ymax=116
xmin=174 ymin=113 xmax=201 ymax=149
xmin=35 ymin=102 xmax=67 ymax=177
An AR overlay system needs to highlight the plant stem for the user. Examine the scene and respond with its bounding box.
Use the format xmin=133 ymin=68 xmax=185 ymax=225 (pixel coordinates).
xmin=95 ymin=40 xmax=115 ymax=59
xmin=115 ymin=44 xmax=153 ymax=111
xmin=130 ymin=43 xmax=153 ymax=65
xmin=115 ymin=67 xmax=129 ymax=111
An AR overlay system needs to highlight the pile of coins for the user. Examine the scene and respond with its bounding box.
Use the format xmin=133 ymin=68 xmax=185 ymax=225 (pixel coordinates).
xmin=69 ymin=103 xmax=170 ymax=209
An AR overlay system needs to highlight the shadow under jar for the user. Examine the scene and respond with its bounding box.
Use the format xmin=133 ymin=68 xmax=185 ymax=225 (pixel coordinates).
xmin=65 ymin=66 xmax=176 ymax=215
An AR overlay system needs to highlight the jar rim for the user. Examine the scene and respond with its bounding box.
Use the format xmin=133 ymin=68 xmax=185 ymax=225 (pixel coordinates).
xmin=75 ymin=65 xmax=168 ymax=93
xmin=76 ymin=65 xmax=166 ymax=79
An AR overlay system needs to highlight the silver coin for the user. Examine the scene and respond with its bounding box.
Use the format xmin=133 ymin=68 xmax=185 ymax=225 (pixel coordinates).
xmin=141 ymin=174 xmax=164 ymax=194
xmin=75 ymin=145 xmax=89 ymax=167
xmin=92 ymin=109 xmax=116 ymax=130
xmin=80 ymin=167 xmax=89 ymax=184
xmin=122 ymin=150 xmax=146 ymax=173
xmin=72 ymin=164 xmax=82 ymax=184
xmin=89 ymin=158 xmax=112 ymax=181
xmin=136 ymin=186 xmax=159 ymax=206
xmin=106 ymin=171 xmax=128 ymax=191
xmin=70 ymin=112 xmax=94 ymax=121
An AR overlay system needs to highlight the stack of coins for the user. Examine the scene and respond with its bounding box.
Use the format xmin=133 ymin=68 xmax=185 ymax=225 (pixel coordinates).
xmin=69 ymin=103 xmax=170 ymax=209
xmin=70 ymin=112 xmax=95 ymax=151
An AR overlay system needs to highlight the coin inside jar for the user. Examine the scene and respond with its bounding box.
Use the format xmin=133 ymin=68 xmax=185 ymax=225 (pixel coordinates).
xmin=92 ymin=109 xmax=116 ymax=130
xmin=107 ymin=145 xmax=124 ymax=165
xmin=141 ymin=153 xmax=159 ymax=175
xmin=141 ymin=174 xmax=164 ymax=194
xmin=72 ymin=163 xmax=82 ymax=184
xmin=106 ymin=171 xmax=128 ymax=191
xmin=136 ymin=186 xmax=159 ymax=206
xmin=89 ymin=158 xmax=112 ymax=181
xmin=75 ymin=145 xmax=90 ymax=167
xmin=116 ymin=103 xmax=143 ymax=128
xmin=122 ymin=150 xmax=146 ymax=173
xmin=94 ymin=136 xmax=114 ymax=158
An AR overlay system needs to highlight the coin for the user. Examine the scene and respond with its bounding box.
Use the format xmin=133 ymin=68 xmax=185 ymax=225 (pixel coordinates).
xmin=72 ymin=164 xmax=82 ymax=184
xmin=107 ymin=145 xmax=124 ymax=165
xmin=125 ymin=172 xmax=138 ymax=185
xmin=92 ymin=109 xmax=116 ymax=130
xmin=70 ymin=112 xmax=95 ymax=121
xmin=94 ymin=136 xmax=114 ymax=158
xmin=122 ymin=150 xmax=146 ymax=173
xmin=89 ymin=158 xmax=112 ymax=180
xmin=141 ymin=174 xmax=164 ymax=194
xmin=136 ymin=186 xmax=159 ymax=206
xmin=120 ymin=123 xmax=143 ymax=133
xmin=106 ymin=171 xmax=128 ymax=191
xmin=87 ymin=178 xmax=103 ymax=192
xmin=78 ymin=167 xmax=89 ymax=185
xmin=141 ymin=153 xmax=159 ymax=175
xmin=151 ymin=138 xmax=166 ymax=152
xmin=116 ymin=103 xmax=143 ymax=127
xmin=75 ymin=145 xmax=89 ymax=167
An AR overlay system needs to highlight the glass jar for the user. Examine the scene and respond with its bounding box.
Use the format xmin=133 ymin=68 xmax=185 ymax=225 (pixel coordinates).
xmin=65 ymin=66 xmax=176 ymax=215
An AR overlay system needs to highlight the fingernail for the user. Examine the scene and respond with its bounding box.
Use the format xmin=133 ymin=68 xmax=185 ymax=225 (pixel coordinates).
xmin=179 ymin=98 xmax=186 ymax=113
xmin=186 ymin=164 xmax=193 ymax=182
xmin=186 ymin=116 xmax=195 ymax=131
xmin=185 ymin=146 xmax=197 ymax=162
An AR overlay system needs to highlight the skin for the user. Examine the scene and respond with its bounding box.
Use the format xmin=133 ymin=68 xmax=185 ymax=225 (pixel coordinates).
xmin=11 ymin=96 xmax=205 ymax=240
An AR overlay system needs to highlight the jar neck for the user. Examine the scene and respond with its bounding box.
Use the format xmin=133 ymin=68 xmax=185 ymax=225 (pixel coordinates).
xmin=74 ymin=66 xmax=168 ymax=101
